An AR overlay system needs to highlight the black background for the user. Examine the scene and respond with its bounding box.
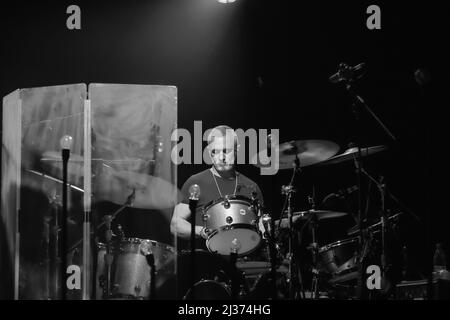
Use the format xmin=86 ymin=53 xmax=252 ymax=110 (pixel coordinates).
xmin=1 ymin=0 xmax=449 ymax=298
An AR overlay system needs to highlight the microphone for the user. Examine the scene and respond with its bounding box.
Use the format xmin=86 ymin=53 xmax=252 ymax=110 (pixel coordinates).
xmin=329 ymin=63 xmax=366 ymax=83
xmin=188 ymin=184 xmax=201 ymax=201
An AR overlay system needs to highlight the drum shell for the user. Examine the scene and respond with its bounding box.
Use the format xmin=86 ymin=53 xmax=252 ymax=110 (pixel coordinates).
xmin=95 ymin=238 xmax=175 ymax=299
xmin=202 ymin=196 xmax=261 ymax=256
xmin=202 ymin=196 xmax=258 ymax=230
xmin=318 ymin=237 xmax=358 ymax=275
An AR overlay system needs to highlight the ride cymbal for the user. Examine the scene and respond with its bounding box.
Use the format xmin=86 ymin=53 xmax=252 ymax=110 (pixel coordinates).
xmin=252 ymin=139 xmax=340 ymax=170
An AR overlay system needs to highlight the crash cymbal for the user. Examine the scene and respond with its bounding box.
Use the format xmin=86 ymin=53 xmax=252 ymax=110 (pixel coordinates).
xmin=275 ymin=210 xmax=348 ymax=228
xmin=252 ymin=140 xmax=340 ymax=170
xmin=41 ymin=151 xmax=153 ymax=166
xmin=41 ymin=151 xmax=156 ymax=184
xmin=25 ymin=169 xmax=84 ymax=193
xmin=316 ymin=145 xmax=387 ymax=166
xmin=94 ymin=167 xmax=182 ymax=210
xmin=41 ymin=151 xmax=84 ymax=163
xmin=347 ymin=212 xmax=403 ymax=236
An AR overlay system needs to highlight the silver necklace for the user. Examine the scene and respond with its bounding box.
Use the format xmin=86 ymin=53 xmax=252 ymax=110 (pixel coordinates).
xmin=210 ymin=168 xmax=238 ymax=198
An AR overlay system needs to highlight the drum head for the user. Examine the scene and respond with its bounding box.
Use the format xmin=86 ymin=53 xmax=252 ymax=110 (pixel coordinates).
xmin=157 ymin=250 xmax=233 ymax=300
xmin=207 ymin=227 xmax=261 ymax=256
xmin=183 ymin=280 xmax=231 ymax=300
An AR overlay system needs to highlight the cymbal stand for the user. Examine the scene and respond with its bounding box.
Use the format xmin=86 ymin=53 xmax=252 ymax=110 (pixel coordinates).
xmin=261 ymin=209 xmax=278 ymax=300
xmin=280 ymin=154 xmax=301 ymax=299
xmin=68 ymin=189 xmax=135 ymax=253
xmin=308 ymin=195 xmax=320 ymax=299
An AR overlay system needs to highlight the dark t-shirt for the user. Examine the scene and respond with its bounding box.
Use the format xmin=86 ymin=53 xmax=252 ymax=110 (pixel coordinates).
xmin=179 ymin=168 xmax=264 ymax=250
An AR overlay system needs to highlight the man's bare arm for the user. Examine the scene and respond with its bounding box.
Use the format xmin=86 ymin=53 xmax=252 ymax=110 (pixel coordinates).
xmin=170 ymin=203 xmax=205 ymax=240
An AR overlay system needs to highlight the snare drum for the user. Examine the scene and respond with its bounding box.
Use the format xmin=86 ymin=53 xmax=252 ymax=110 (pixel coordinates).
xmin=203 ymin=195 xmax=261 ymax=256
xmin=96 ymin=238 xmax=175 ymax=299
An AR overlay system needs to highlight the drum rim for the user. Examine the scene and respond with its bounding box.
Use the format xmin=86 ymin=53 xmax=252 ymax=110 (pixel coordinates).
xmin=318 ymin=237 xmax=358 ymax=253
xmin=97 ymin=238 xmax=175 ymax=252
xmin=204 ymin=195 xmax=253 ymax=210
xmin=206 ymin=225 xmax=262 ymax=256
xmin=182 ymin=279 xmax=231 ymax=300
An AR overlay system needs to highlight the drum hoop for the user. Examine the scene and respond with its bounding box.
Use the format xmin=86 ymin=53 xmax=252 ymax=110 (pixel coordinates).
xmin=206 ymin=225 xmax=262 ymax=256
xmin=182 ymin=280 xmax=231 ymax=300
xmin=318 ymin=237 xmax=358 ymax=253
xmin=204 ymin=195 xmax=253 ymax=210
xmin=206 ymin=224 xmax=260 ymax=240
xmin=98 ymin=238 xmax=175 ymax=253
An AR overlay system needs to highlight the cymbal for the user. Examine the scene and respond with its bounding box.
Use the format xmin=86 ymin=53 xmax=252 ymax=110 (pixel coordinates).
xmin=252 ymin=140 xmax=340 ymax=170
xmin=347 ymin=212 xmax=403 ymax=236
xmin=275 ymin=210 xmax=348 ymax=229
xmin=41 ymin=151 xmax=154 ymax=165
xmin=25 ymin=169 xmax=84 ymax=193
xmin=41 ymin=151 xmax=84 ymax=163
xmin=94 ymin=167 xmax=182 ymax=210
xmin=316 ymin=145 xmax=387 ymax=166
xmin=41 ymin=151 xmax=155 ymax=185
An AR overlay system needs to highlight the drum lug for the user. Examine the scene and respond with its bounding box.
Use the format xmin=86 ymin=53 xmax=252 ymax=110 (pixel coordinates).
xmin=112 ymin=283 xmax=119 ymax=294
xmin=202 ymin=214 xmax=210 ymax=221
xmin=223 ymin=196 xmax=231 ymax=209
xmin=134 ymin=285 xmax=141 ymax=295
xmin=226 ymin=216 xmax=233 ymax=224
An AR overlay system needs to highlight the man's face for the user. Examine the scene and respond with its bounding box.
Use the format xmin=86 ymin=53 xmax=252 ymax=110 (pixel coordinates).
xmin=208 ymin=135 xmax=236 ymax=172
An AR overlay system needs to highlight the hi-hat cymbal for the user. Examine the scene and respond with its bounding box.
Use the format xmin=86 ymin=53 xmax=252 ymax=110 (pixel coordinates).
xmin=94 ymin=167 xmax=182 ymax=210
xmin=275 ymin=210 xmax=348 ymax=229
xmin=252 ymin=140 xmax=340 ymax=170
xmin=316 ymin=145 xmax=387 ymax=166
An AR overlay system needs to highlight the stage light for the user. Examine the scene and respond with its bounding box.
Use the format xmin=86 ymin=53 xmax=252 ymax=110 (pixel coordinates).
xmin=217 ymin=0 xmax=236 ymax=4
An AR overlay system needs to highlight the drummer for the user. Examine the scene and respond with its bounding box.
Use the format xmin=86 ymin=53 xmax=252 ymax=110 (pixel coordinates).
xmin=170 ymin=125 xmax=264 ymax=250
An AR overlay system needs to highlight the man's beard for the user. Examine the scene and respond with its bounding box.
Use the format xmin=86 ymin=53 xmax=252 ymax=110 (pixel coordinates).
xmin=214 ymin=162 xmax=234 ymax=172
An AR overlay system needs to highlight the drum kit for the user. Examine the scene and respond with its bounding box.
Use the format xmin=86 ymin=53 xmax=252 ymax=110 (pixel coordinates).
xmin=25 ymin=134 xmax=412 ymax=300
xmin=95 ymin=138 xmax=409 ymax=300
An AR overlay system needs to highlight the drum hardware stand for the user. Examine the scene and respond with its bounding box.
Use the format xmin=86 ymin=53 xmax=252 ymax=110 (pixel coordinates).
xmin=60 ymin=145 xmax=71 ymax=300
xmin=47 ymin=194 xmax=62 ymax=300
xmin=229 ymin=249 xmax=239 ymax=300
xmin=307 ymin=194 xmax=321 ymax=299
xmin=279 ymin=153 xmax=303 ymax=299
xmin=261 ymin=211 xmax=279 ymax=300
xmin=188 ymin=184 xmax=201 ymax=300
xmin=145 ymin=252 xmax=156 ymax=300
xmin=68 ymin=189 xmax=134 ymax=254
xmin=331 ymin=62 xmax=397 ymax=299
xmin=42 ymin=214 xmax=52 ymax=300
xmin=65 ymin=189 xmax=133 ymax=299
xmin=104 ymin=215 xmax=114 ymax=298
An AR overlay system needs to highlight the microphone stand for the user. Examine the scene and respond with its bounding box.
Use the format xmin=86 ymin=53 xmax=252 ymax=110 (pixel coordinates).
xmin=189 ymin=190 xmax=199 ymax=300
xmin=61 ymin=148 xmax=70 ymax=300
